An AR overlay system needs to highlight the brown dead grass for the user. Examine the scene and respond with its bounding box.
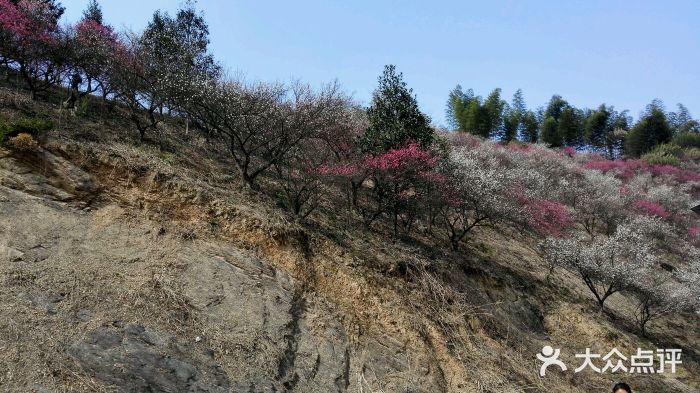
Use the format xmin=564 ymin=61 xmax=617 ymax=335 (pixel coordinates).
xmin=0 ymin=82 xmax=698 ymax=392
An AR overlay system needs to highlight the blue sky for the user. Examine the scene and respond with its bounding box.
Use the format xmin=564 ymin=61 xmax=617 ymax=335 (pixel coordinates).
xmin=60 ymin=0 xmax=700 ymax=127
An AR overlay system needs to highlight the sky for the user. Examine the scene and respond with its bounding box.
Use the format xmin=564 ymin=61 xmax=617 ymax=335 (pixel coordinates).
xmin=59 ymin=0 xmax=700 ymax=127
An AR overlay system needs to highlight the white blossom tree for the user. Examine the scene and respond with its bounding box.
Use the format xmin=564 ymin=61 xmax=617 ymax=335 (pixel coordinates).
xmin=182 ymin=78 xmax=349 ymax=189
xmin=542 ymin=217 xmax=670 ymax=311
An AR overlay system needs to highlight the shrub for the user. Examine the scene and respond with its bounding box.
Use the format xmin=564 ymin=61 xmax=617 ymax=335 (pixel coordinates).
xmin=0 ymin=117 xmax=53 ymax=144
xmin=641 ymin=144 xmax=683 ymax=166
xmin=9 ymin=117 xmax=53 ymax=135
xmin=6 ymin=132 xmax=38 ymax=151
xmin=642 ymin=152 xmax=680 ymax=166
xmin=671 ymin=132 xmax=700 ymax=149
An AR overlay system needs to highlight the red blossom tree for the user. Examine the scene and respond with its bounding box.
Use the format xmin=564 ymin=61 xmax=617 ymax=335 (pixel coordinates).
xmin=522 ymin=198 xmax=572 ymax=237
xmin=634 ymin=199 xmax=670 ymax=219
xmin=0 ymin=0 xmax=66 ymax=99
xmin=323 ymin=143 xmax=441 ymax=237
xmin=69 ymin=17 xmax=123 ymax=104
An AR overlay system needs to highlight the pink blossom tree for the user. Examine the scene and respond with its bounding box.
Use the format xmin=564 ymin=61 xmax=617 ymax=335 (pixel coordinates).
xmin=0 ymin=0 xmax=66 ymax=99
xmin=361 ymin=143 xmax=441 ymax=237
xmin=68 ymin=16 xmax=122 ymax=104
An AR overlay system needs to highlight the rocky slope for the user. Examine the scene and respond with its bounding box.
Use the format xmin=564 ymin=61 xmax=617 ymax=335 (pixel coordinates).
xmin=0 ymin=111 xmax=698 ymax=392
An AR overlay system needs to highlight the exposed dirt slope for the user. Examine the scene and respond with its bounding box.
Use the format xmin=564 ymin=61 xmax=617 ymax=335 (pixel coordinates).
xmin=0 ymin=96 xmax=698 ymax=392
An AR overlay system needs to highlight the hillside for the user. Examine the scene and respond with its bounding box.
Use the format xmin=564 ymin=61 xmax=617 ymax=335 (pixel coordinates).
xmin=1 ymin=82 xmax=699 ymax=393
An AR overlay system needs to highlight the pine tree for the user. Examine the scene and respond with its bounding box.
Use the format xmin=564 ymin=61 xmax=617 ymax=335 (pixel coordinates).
xmin=361 ymin=65 xmax=433 ymax=152
xmin=82 ymin=0 xmax=103 ymax=24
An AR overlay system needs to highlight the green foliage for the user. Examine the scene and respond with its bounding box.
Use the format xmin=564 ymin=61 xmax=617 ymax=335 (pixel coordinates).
xmin=82 ymin=0 xmax=103 ymax=24
xmin=520 ymin=111 xmax=539 ymax=143
xmin=584 ymin=104 xmax=630 ymax=158
xmin=584 ymin=104 xmax=611 ymax=148
xmin=502 ymin=111 xmax=519 ymax=142
xmin=681 ymin=147 xmax=700 ymax=160
xmin=361 ymin=65 xmax=433 ymax=152
xmin=641 ymin=144 xmax=682 ymax=166
xmin=544 ymin=95 xmax=568 ymax=121
xmin=0 ymin=124 xmax=8 ymax=144
xmin=671 ymin=132 xmax=700 ymax=149
xmin=75 ymin=96 xmax=90 ymax=117
xmin=539 ymin=116 xmax=561 ymax=147
xmin=558 ymin=106 xmax=582 ymax=146
xmin=625 ymin=100 xmax=672 ymax=157
xmin=501 ymin=89 xmax=526 ymax=142
xmin=0 ymin=117 xmax=53 ymax=144
xmin=668 ymin=103 xmax=699 ymax=134
xmin=446 ymin=86 xmax=506 ymax=138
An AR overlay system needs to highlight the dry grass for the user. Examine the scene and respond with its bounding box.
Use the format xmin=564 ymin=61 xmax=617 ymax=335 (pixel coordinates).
xmin=0 ymin=82 xmax=698 ymax=392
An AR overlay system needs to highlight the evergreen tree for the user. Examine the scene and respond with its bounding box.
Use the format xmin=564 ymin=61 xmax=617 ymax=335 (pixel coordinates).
xmin=584 ymin=104 xmax=629 ymax=158
xmin=544 ymin=95 xmax=568 ymax=122
xmin=497 ymin=89 xmax=526 ymax=142
xmin=540 ymin=116 xmax=561 ymax=147
xmin=521 ymin=111 xmax=539 ymax=143
xmin=558 ymin=106 xmax=582 ymax=146
xmin=625 ymin=100 xmax=672 ymax=157
xmin=584 ymin=104 xmax=611 ymax=149
xmin=668 ymin=103 xmax=699 ymax=134
xmin=483 ymin=88 xmax=505 ymax=137
xmin=511 ymin=88 xmax=526 ymax=118
xmin=501 ymin=108 xmax=519 ymax=142
xmin=362 ymin=65 xmax=433 ymax=152
xmin=82 ymin=0 xmax=103 ymax=24
xmin=446 ymin=85 xmax=473 ymax=131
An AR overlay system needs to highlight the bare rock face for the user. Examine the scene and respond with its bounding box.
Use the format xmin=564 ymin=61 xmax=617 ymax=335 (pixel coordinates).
xmin=67 ymin=322 xmax=230 ymax=392
xmin=0 ymin=146 xmax=97 ymax=203
xmin=179 ymin=246 xmax=352 ymax=392
xmin=0 ymin=146 xmax=406 ymax=392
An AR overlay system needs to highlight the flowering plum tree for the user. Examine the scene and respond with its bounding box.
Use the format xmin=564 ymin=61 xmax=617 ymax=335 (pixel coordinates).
xmin=0 ymin=0 xmax=66 ymax=99
xmin=521 ymin=199 xmax=571 ymax=237
xmin=437 ymin=143 xmax=521 ymax=250
xmin=183 ymin=79 xmax=349 ymax=189
xmin=629 ymin=269 xmax=697 ymax=336
xmin=542 ymin=217 xmax=669 ymax=311
xmin=574 ymin=170 xmax=631 ymax=238
xmin=109 ymin=32 xmax=166 ymax=140
xmin=67 ymin=14 xmax=122 ymax=108
xmin=349 ymin=143 xmax=441 ymax=236
xmin=274 ymin=136 xmax=344 ymax=218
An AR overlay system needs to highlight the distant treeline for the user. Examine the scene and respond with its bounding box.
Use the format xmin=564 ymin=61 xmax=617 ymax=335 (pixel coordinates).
xmin=446 ymin=86 xmax=699 ymax=158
